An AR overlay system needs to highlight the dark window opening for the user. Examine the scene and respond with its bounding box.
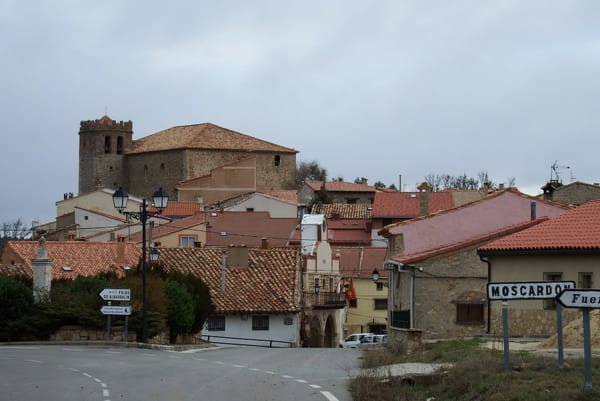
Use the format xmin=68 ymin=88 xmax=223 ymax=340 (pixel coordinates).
xmin=207 ymin=316 xmax=225 ymax=331
xmin=348 ymin=299 xmax=357 ymax=308
xmin=374 ymin=298 xmax=387 ymax=310
xmin=579 ymin=272 xmax=593 ymax=289
xmin=274 ymin=155 xmax=281 ymax=166
xmin=116 ymin=136 xmax=123 ymax=154
xmin=104 ymin=136 xmax=111 ymax=153
xmin=456 ymin=303 xmax=484 ymax=324
xmin=252 ymin=315 xmax=269 ymax=331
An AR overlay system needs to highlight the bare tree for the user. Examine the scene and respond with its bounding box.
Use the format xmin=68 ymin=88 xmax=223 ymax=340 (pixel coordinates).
xmin=296 ymin=160 xmax=327 ymax=186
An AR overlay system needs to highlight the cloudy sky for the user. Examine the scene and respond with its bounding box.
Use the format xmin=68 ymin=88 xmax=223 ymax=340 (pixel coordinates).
xmin=2 ymin=1 xmax=599 ymax=228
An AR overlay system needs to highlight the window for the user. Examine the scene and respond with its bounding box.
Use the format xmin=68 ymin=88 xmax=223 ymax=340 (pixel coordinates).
xmin=207 ymin=316 xmax=225 ymax=331
xmin=348 ymin=299 xmax=357 ymax=308
xmin=246 ymin=207 xmax=254 ymax=212
xmin=374 ymin=298 xmax=387 ymax=310
xmin=274 ymin=155 xmax=281 ymax=166
xmin=579 ymin=272 xmax=593 ymax=289
xmin=179 ymin=236 xmax=197 ymax=248
xmin=544 ymin=272 xmax=563 ymax=310
xmin=456 ymin=303 xmax=484 ymax=324
xmin=376 ymin=282 xmax=384 ymax=291
xmin=252 ymin=315 xmax=269 ymax=331
xmin=104 ymin=136 xmax=111 ymax=153
xmin=116 ymin=136 xmax=123 ymax=154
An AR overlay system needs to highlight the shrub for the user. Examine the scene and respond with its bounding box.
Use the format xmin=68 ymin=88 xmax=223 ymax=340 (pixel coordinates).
xmin=165 ymin=280 xmax=194 ymax=343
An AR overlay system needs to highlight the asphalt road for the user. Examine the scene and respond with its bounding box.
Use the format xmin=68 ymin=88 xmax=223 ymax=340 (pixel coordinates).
xmin=0 ymin=345 xmax=361 ymax=401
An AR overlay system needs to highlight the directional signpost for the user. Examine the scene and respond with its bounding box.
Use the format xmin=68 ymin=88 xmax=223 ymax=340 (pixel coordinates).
xmin=99 ymin=288 xmax=131 ymax=342
xmin=487 ymin=281 xmax=575 ymax=371
xmin=99 ymin=288 xmax=131 ymax=301
xmin=556 ymin=288 xmax=600 ymax=395
xmin=101 ymin=305 xmax=132 ymax=316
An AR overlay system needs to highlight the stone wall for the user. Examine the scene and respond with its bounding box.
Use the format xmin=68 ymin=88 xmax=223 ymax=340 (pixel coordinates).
xmin=49 ymin=326 xmax=205 ymax=344
xmin=488 ymin=305 xmax=580 ymax=337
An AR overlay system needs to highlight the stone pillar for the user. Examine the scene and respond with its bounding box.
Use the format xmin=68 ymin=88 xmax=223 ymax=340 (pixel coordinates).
xmin=32 ymin=237 xmax=52 ymax=302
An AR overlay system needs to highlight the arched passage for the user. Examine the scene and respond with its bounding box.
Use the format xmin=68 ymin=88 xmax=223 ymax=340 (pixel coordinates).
xmin=324 ymin=315 xmax=335 ymax=348
xmin=309 ymin=316 xmax=322 ymax=347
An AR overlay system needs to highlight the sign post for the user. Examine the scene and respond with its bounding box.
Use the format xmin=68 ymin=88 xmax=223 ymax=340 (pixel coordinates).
xmin=99 ymin=288 xmax=131 ymax=341
xmin=487 ymin=281 xmax=575 ymax=371
xmin=555 ymin=288 xmax=600 ymax=395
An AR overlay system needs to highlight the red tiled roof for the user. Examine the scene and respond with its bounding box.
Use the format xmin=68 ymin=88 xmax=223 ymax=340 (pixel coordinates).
xmin=372 ymin=191 xmax=455 ymax=218
xmin=259 ymin=190 xmax=299 ymax=204
xmin=129 ymin=123 xmax=298 ymax=154
xmin=0 ymin=240 xmax=141 ymax=280
xmin=305 ymin=181 xmax=378 ymax=193
xmin=311 ymin=203 xmax=372 ymax=219
xmin=479 ymin=199 xmax=600 ymax=253
xmin=327 ymin=219 xmax=371 ymax=246
xmin=157 ymin=247 xmax=300 ymax=313
xmin=337 ymin=247 xmax=388 ymax=278
xmin=206 ymin=211 xmax=298 ymax=247
xmin=156 ymin=201 xmax=202 ymax=218
xmin=382 ymin=189 xmax=570 ymax=263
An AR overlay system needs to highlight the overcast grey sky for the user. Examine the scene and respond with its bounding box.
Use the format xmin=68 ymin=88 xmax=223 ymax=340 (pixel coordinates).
xmin=2 ymin=1 xmax=599 ymax=227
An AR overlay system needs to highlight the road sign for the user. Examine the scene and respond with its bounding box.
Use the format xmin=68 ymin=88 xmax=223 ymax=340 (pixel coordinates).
xmin=100 ymin=305 xmax=131 ymax=316
xmin=555 ymin=289 xmax=600 ymax=309
xmin=487 ymin=281 xmax=575 ymax=300
xmin=99 ymin=288 xmax=131 ymax=301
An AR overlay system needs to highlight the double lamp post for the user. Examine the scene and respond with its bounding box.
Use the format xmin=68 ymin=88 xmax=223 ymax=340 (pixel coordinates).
xmin=112 ymin=187 xmax=169 ymax=343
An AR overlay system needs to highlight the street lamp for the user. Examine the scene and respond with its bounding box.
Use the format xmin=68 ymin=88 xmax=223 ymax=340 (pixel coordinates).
xmin=113 ymin=187 xmax=169 ymax=343
xmin=371 ymin=268 xmax=380 ymax=282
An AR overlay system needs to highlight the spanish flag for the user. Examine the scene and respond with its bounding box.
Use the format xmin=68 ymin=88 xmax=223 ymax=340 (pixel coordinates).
xmin=346 ymin=277 xmax=356 ymax=301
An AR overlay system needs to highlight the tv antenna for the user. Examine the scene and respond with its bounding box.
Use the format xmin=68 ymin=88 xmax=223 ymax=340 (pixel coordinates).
xmin=550 ymin=161 xmax=571 ymax=183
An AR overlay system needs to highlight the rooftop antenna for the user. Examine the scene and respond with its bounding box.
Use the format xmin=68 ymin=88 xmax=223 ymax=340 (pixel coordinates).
xmin=550 ymin=161 xmax=570 ymax=184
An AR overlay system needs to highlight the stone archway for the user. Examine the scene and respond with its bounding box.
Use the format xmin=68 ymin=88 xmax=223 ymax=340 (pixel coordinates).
xmin=324 ymin=315 xmax=335 ymax=348
xmin=309 ymin=315 xmax=322 ymax=347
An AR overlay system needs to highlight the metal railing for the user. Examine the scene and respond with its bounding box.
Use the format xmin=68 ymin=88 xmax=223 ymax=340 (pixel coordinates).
xmin=304 ymin=291 xmax=347 ymax=309
xmin=200 ymin=334 xmax=295 ymax=348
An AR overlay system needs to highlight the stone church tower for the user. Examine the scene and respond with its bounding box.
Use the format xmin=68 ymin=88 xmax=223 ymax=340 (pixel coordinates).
xmin=78 ymin=116 xmax=133 ymax=194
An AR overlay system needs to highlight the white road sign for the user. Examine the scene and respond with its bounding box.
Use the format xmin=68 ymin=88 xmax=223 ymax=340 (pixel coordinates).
xmin=555 ymin=289 xmax=600 ymax=309
xmin=99 ymin=288 xmax=131 ymax=301
xmin=100 ymin=305 xmax=132 ymax=316
xmin=487 ymin=281 xmax=575 ymax=300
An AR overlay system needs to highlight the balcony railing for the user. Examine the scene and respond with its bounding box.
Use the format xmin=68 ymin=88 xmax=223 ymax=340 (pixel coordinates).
xmin=304 ymin=291 xmax=347 ymax=309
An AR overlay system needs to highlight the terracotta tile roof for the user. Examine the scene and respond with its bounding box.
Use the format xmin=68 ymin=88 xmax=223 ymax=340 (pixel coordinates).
xmin=206 ymin=211 xmax=298 ymax=247
xmin=0 ymin=240 xmax=141 ymax=280
xmin=311 ymin=203 xmax=372 ymax=219
xmin=336 ymin=247 xmax=388 ymax=278
xmin=372 ymin=191 xmax=455 ymax=218
xmin=305 ymin=181 xmax=378 ymax=193
xmin=382 ymin=189 xmax=570 ymax=263
xmin=151 ymin=201 xmax=202 ymax=218
xmin=129 ymin=123 xmax=298 ymax=154
xmin=478 ymin=199 xmax=600 ymax=253
xmin=157 ymin=247 xmax=300 ymax=313
xmin=327 ymin=219 xmax=372 ymax=246
xmin=259 ymin=190 xmax=299 ymax=204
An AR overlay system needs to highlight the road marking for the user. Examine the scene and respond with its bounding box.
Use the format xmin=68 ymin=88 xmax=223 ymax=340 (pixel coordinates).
xmin=321 ymin=391 xmax=339 ymax=401
xmin=310 ymin=384 xmax=321 ymax=389
xmin=264 ymin=371 xmax=276 ymax=375
xmin=106 ymin=350 xmax=121 ymax=354
xmin=249 ymin=368 xmax=260 ymax=372
xmin=102 ymin=383 xmax=107 ymax=388
xmin=69 ymin=368 xmax=80 ymax=372
xmin=194 ymin=357 xmax=207 ymax=361
xmin=25 ymin=359 xmax=42 ymax=363
xmin=94 ymin=378 xmax=102 ymax=383
xmin=213 ymin=361 xmax=225 ymax=365
xmin=233 ymin=364 xmax=246 ymax=368
xmin=83 ymin=372 xmax=93 ymax=378
xmin=296 ymin=379 xmax=308 ymax=383
xmin=103 ymin=389 xmax=110 ymax=397
xmin=281 ymin=375 xmax=293 ymax=379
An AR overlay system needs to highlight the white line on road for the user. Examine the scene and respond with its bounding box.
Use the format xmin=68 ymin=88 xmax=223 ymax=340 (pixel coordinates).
xmin=232 ymin=364 xmax=246 ymax=368
xmin=213 ymin=361 xmax=225 ymax=365
xmin=310 ymin=384 xmax=321 ymax=389
xmin=295 ymin=379 xmax=308 ymax=383
xmin=321 ymin=391 xmax=340 ymax=401
xmin=24 ymin=359 xmax=42 ymax=363
xmin=264 ymin=371 xmax=276 ymax=375
xmin=103 ymin=389 xmax=110 ymax=397
xmin=83 ymin=372 xmax=93 ymax=378
xmin=94 ymin=378 xmax=102 ymax=383
xmin=281 ymin=375 xmax=294 ymax=379
xmin=249 ymin=368 xmax=260 ymax=372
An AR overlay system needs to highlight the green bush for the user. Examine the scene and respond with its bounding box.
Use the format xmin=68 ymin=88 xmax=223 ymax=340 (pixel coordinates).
xmin=0 ymin=276 xmax=33 ymax=321
xmin=165 ymin=280 xmax=194 ymax=343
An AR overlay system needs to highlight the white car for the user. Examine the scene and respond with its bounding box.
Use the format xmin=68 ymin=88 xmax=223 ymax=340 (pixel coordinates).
xmin=339 ymin=333 xmax=373 ymax=348
xmin=359 ymin=334 xmax=387 ymax=348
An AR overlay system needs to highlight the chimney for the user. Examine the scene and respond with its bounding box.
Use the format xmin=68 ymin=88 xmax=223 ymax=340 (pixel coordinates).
xmin=361 ymin=177 xmax=368 ymax=185
xmin=67 ymin=231 xmax=76 ymax=240
xmin=32 ymin=237 xmax=52 ymax=302
xmin=227 ymin=245 xmax=249 ymax=268
xmin=530 ymin=201 xmax=537 ymax=220
xmin=116 ymin=235 xmax=126 ymax=263
xmin=261 ymin=237 xmax=269 ymax=249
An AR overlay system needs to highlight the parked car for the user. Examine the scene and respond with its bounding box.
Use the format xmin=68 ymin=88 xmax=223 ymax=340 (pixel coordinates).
xmin=339 ymin=332 xmax=373 ymax=348
xmin=359 ymin=334 xmax=387 ymax=348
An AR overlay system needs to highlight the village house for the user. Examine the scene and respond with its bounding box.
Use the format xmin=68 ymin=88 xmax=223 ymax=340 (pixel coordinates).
xmin=478 ymin=199 xmax=600 ymax=337
xmin=298 ymin=180 xmax=379 ymax=206
xmin=378 ymin=188 xmax=570 ymax=348
xmin=540 ymin=180 xmax=600 ymax=206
